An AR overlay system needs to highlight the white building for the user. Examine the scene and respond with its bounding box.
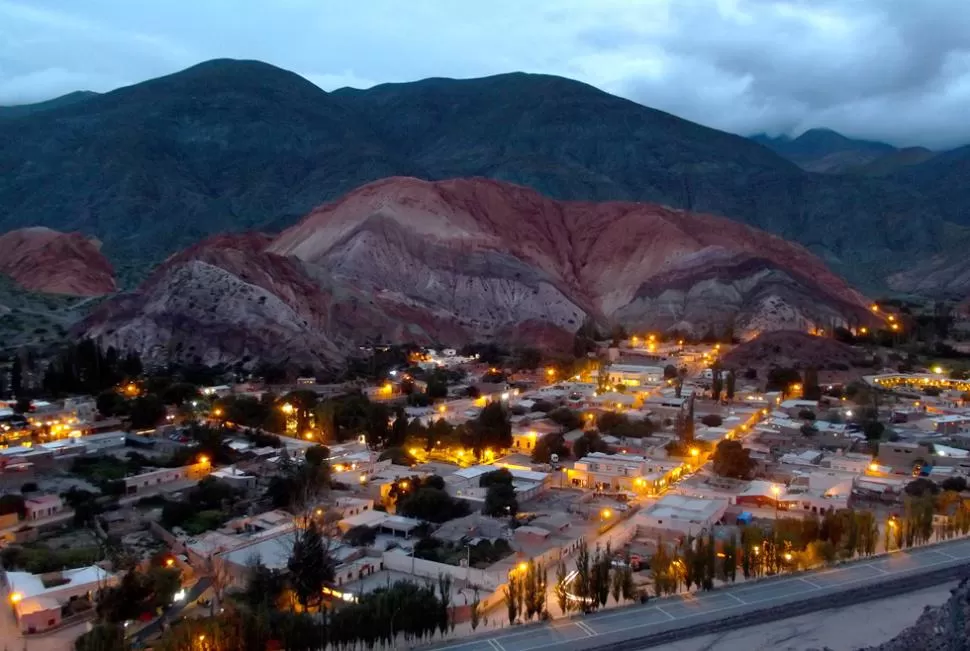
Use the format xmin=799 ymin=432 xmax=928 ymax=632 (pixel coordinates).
xmin=595 ymin=364 xmax=665 ymax=388
xmin=6 ymin=566 xmax=117 ymax=634
xmin=634 ymin=494 xmax=729 ymax=537
xmin=569 ymin=452 xmax=684 ymax=493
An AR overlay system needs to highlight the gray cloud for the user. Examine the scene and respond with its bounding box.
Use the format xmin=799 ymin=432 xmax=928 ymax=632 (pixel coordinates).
xmin=1 ymin=0 xmax=968 ymax=148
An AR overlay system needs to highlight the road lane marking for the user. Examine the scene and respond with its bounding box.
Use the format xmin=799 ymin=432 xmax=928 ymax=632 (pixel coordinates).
xmin=487 ymin=639 xmax=505 ymax=651
xmin=575 ymin=622 xmax=596 ymax=637
xmin=509 ymin=557 xmax=969 ymax=651
xmin=866 ymin=563 xmax=890 ymax=574
xmin=655 ymin=606 xmax=676 ymax=621
xmin=430 ymin=544 xmax=970 ymax=651
xmin=799 ymin=578 xmax=822 ymax=589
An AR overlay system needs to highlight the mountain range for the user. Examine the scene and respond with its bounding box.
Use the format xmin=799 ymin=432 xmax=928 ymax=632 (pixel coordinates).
xmin=2 ymin=58 xmax=969 ymax=293
xmin=749 ymin=129 xmax=937 ymax=175
xmin=78 ymin=177 xmax=876 ymax=369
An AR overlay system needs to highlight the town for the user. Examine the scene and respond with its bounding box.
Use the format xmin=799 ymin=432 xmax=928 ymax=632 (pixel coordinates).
xmin=2 ymin=320 xmax=970 ymax=650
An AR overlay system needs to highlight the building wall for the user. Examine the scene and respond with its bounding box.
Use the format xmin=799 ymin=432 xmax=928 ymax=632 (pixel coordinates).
xmin=25 ymin=498 xmax=63 ymax=521
xmin=381 ymin=550 xmax=501 ymax=590
xmin=17 ymin=606 xmax=61 ymax=634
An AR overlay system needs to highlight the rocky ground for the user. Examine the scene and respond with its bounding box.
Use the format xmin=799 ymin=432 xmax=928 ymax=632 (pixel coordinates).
xmin=852 ymin=578 xmax=970 ymax=651
xmin=721 ymin=330 xmax=868 ymax=374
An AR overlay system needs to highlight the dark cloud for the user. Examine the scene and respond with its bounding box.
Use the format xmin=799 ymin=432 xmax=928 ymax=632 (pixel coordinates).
xmin=1 ymin=0 xmax=968 ymax=148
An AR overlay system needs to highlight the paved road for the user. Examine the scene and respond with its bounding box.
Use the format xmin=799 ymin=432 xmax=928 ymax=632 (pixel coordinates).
xmin=429 ymin=537 xmax=970 ymax=651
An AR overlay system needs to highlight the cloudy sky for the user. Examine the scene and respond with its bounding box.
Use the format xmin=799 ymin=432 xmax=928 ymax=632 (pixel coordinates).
xmin=1 ymin=0 xmax=969 ymax=148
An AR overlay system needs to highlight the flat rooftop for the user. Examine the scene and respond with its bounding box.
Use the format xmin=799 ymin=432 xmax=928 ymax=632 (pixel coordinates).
xmin=641 ymin=494 xmax=729 ymax=522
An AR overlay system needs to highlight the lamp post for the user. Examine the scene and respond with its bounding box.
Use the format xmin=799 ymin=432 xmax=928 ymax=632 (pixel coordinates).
xmin=770 ymin=484 xmax=781 ymax=519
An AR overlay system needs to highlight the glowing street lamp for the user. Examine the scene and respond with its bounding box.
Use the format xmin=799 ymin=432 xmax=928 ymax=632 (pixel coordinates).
xmin=281 ymin=402 xmax=295 ymax=415
xmin=601 ymin=508 xmax=612 ymax=520
xmin=933 ymin=366 xmax=944 ymax=375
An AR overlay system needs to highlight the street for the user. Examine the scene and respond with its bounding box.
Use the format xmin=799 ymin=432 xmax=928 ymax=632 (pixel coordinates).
xmin=428 ymin=536 xmax=970 ymax=651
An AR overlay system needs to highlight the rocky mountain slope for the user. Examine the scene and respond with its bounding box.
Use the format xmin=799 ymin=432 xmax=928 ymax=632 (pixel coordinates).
xmin=80 ymin=177 xmax=875 ymax=369
xmin=855 ymin=579 xmax=970 ymax=651
xmin=0 ymin=58 xmax=960 ymax=290
xmin=0 ymin=227 xmax=116 ymax=296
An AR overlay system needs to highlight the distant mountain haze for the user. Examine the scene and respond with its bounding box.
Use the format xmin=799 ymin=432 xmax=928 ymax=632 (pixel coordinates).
xmin=0 ymin=58 xmax=967 ymax=293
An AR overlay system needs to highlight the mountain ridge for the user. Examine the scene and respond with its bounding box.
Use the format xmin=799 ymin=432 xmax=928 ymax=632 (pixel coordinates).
xmin=0 ymin=58 xmax=962 ymax=292
xmin=80 ymin=176 xmax=876 ymax=369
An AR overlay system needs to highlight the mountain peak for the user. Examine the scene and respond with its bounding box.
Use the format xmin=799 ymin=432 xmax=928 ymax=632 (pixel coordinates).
xmin=135 ymin=58 xmax=327 ymax=97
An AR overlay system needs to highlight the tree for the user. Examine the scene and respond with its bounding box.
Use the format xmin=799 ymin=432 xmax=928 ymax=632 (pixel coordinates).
xmin=701 ymin=414 xmax=723 ymax=427
xmin=13 ymin=397 xmax=30 ymax=414
xmin=802 ymin=367 xmax=821 ymax=401
xmin=483 ymin=482 xmax=518 ymax=517
xmin=800 ymin=423 xmax=819 ymax=437
xmin=161 ymin=382 xmax=200 ymax=406
xmin=470 ymin=402 xmax=512 ymax=454
xmin=365 ymin=403 xmax=391 ymax=449
xmin=514 ymin=347 xmax=542 ymax=371
xmin=554 ymin=561 xmax=571 ymax=615
xmin=591 ymin=546 xmax=611 ymax=609
xmin=504 ymin=572 xmax=521 ymax=625
xmin=676 ymin=399 xmax=695 ymax=443
xmin=287 ymin=520 xmax=334 ymax=611
xmin=470 ymin=587 xmax=482 ymax=631
xmin=711 ymin=440 xmax=755 ymax=480
xmin=75 ymin=623 xmax=127 ymax=651
xmin=905 ymin=478 xmax=940 ymax=498
xmin=242 ymin=556 xmax=286 ymax=611
xmin=942 ymin=476 xmax=968 ymax=493
xmin=399 ymin=485 xmax=470 ymax=523
xmin=390 ymin=407 xmax=408 ymax=447
xmin=610 ymin=562 xmax=623 ymax=603
xmin=343 ymin=525 xmax=377 ymax=547
xmin=711 ymin=373 xmax=723 ymax=402
xmin=10 ymin=356 xmax=22 ymax=397
xmin=96 ymin=390 xmax=125 ymax=418
xmin=426 ymin=371 xmax=449 ymax=399
xmin=864 ymin=420 xmax=885 ymax=441
xmin=128 ymin=395 xmax=166 ymax=429
xmin=574 ymin=544 xmax=593 ymax=612
xmin=663 ymin=364 xmax=678 ymax=380
xmin=0 ymin=493 xmax=25 ymax=518
xmin=522 ymin=560 xmax=547 ymax=620
xmin=596 ymin=411 xmax=630 ymax=435
xmin=766 ymin=367 xmax=801 ymax=392
xmin=304 ymin=444 xmax=330 ymax=468
xmin=572 ymin=432 xmax=608 ymax=459
xmin=532 ymin=432 xmax=568 ymax=464
xmin=725 ymin=371 xmax=736 ymax=401
xmin=546 ymin=407 xmax=581 ymax=431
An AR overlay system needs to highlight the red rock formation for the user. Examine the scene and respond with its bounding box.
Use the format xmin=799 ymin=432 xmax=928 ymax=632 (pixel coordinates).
xmin=0 ymin=227 xmax=116 ymax=296
xmin=83 ymin=177 xmax=876 ymax=367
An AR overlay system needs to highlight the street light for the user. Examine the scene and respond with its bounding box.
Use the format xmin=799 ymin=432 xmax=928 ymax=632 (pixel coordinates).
xmin=770 ymin=484 xmax=781 ymax=518
xmin=601 ymin=508 xmax=612 ymax=520
xmin=281 ymin=402 xmax=295 ymax=415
